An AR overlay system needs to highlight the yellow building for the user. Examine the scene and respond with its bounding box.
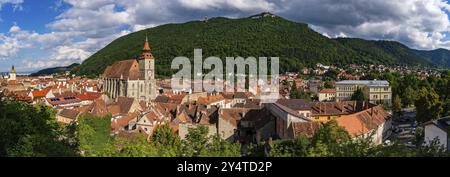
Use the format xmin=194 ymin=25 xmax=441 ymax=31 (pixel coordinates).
xmin=336 ymin=80 xmax=391 ymax=105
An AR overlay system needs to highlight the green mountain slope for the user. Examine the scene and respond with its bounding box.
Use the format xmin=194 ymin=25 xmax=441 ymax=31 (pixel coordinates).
xmin=334 ymin=38 xmax=432 ymax=66
xmin=31 ymin=63 xmax=79 ymax=76
xmin=71 ymin=13 xmax=439 ymax=77
xmin=414 ymin=48 xmax=450 ymax=68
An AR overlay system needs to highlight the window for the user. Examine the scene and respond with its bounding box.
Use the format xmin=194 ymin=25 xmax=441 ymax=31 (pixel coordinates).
xmin=140 ymin=84 xmax=143 ymax=92
xmin=384 ymin=88 xmax=389 ymax=91
xmin=384 ymin=95 xmax=388 ymax=99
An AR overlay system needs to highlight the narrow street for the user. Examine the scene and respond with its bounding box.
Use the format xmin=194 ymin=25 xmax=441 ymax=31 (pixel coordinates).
xmin=388 ymin=108 xmax=418 ymax=148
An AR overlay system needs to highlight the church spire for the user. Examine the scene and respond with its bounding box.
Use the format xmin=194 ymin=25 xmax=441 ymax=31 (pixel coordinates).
xmin=11 ymin=65 xmax=16 ymax=73
xmin=140 ymin=35 xmax=154 ymax=59
xmin=143 ymin=34 xmax=151 ymax=51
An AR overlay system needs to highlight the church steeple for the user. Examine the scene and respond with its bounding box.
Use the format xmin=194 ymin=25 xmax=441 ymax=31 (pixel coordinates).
xmin=11 ymin=65 xmax=16 ymax=73
xmin=140 ymin=35 xmax=153 ymax=59
xmin=143 ymin=35 xmax=151 ymax=51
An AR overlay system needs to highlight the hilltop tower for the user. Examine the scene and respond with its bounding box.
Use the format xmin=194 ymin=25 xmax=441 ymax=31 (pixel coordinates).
xmin=138 ymin=35 xmax=157 ymax=101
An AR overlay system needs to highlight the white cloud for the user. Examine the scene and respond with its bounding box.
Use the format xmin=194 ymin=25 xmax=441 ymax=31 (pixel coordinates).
xmin=8 ymin=24 xmax=20 ymax=33
xmin=0 ymin=0 xmax=23 ymax=11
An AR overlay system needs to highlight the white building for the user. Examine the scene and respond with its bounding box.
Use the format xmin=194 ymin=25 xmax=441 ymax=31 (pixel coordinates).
xmin=424 ymin=117 xmax=450 ymax=151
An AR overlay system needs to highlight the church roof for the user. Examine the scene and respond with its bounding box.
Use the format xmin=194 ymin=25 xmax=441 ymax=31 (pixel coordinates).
xmin=143 ymin=36 xmax=151 ymax=51
xmin=102 ymin=59 xmax=143 ymax=80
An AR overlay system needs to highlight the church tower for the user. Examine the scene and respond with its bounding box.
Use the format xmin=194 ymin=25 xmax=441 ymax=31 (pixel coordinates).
xmin=138 ymin=36 xmax=157 ymax=101
xmin=9 ymin=65 xmax=16 ymax=81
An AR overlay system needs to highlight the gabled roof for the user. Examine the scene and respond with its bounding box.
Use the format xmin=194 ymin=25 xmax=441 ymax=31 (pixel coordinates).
xmin=76 ymin=92 xmax=102 ymax=101
xmin=32 ymin=88 xmax=50 ymax=97
xmin=197 ymin=94 xmax=224 ymax=104
xmin=111 ymin=112 xmax=140 ymax=131
xmin=58 ymin=109 xmax=80 ymax=119
xmin=117 ymin=97 xmax=135 ymax=114
xmin=292 ymin=121 xmax=322 ymax=138
xmin=336 ymin=106 xmax=391 ymax=137
xmin=276 ymin=99 xmax=312 ymax=111
xmin=102 ymin=59 xmax=142 ymax=80
xmin=424 ymin=117 xmax=450 ymax=133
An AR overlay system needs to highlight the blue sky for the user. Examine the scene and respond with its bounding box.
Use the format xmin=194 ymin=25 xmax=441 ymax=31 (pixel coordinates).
xmin=1 ymin=0 xmax=450 ymax=72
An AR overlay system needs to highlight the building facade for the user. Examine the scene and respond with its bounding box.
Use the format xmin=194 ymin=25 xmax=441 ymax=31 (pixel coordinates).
xmin=336 ymin=80 xmax=391 ymax=105
xmin=101 ymin=37 xmax=157 ymax=101
xmin=318 ymin=88 xmax=336 ymax=102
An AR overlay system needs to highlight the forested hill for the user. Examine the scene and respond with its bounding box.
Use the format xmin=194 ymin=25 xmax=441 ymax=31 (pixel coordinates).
xmin=414 ymin=48 xmax=450 ymax=68
xmin=71 ymin=12 xmax=446 ymax=78
xmin=31 ymin=63 xmax=79 ymax=76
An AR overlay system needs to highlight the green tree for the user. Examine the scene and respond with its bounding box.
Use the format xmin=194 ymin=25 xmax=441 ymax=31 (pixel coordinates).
xmin=415 ymin=88 xmax=443 ymax=123
xmin=351 ymin=88 xmax=366 ymax=102
xmin=269 ymin=134 xmax=310 ymax=157
xmin=150 ymin=124 xmax=182 ymax=156
xmin=0 ymin=97 xmax=77 ymax=157
xmin=392 ymin=95 xmax=403 ymax=118
xmin=114 ymin=134 xmax=158 ymax=157
xmin=200 ymin=135 xmax=241 ymax=157
xmin=311 ymin=120 xmax=351 ymax=156
xmin=76 ymin=114 xmax=114 ymax=157
xmin=183 ymin=125 xmax=210 ymax=157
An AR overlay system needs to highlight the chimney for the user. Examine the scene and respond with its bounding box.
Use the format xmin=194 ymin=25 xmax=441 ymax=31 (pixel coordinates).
xmin=352 ymin=102 xmax=356 ymax=111
xmin=370 ymin=107 xmax=374 ymax=116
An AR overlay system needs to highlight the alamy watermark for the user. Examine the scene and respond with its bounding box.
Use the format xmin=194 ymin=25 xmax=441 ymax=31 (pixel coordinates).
xmin=171 ymin=49 xmax=280 ymax=103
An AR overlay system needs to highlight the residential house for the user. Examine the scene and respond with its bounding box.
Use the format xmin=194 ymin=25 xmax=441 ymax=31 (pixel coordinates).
xmin=424 ymin=117 xmax=450 ymax=151
xmin=56 ymin=109 xmax=80 ymax=124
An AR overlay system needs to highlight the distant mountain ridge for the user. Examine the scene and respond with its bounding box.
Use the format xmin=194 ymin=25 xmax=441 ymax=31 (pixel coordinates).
xmin=71 ymin=12 xmax=449 ymax=77
xmin=413 ymin=48 xmax=450 ymax=68
xmin=30 ymin=63 xmax=80 ymax=76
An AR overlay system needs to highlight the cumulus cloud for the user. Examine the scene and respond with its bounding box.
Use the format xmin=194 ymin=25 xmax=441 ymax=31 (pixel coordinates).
xmin=277 ymin=0 xmax=450 ymax=50
xmin=0 ymin=0 xmax=23 ymax=11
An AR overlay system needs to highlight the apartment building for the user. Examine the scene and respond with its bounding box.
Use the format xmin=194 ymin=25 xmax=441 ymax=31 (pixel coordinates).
xmin=336 ymin=80 xmax=391 ymax=105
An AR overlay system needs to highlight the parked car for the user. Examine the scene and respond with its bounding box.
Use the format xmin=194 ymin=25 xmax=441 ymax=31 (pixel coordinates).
xmin=405 ymin=141 xmax=416 ymax=148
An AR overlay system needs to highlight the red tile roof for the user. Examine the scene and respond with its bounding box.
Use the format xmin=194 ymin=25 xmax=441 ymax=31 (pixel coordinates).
xmin=319 ymin=88 xmax=336 ymax=93
xmin=102 ymin=60 xmax=142 ymax=80
xmin=32 ymin=89 xmax=50 ymax=98
xmin=336 ymin=106 xmax=391 ymax=137
xmin=46 ymin=96 xmax=81 ymax=106
xmin=76 ymin=92 xmax=102 ymax=101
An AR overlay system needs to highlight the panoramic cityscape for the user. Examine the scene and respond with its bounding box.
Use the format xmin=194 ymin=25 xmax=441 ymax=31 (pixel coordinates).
xmin=1 ymin=0 xmax=450 ymax=161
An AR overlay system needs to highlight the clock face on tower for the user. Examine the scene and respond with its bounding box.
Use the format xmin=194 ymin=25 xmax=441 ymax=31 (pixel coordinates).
xmin=148 ymin=71 xmax=152 ymax=78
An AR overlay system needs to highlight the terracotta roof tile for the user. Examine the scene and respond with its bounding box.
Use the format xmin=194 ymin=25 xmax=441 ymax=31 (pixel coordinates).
xmin=102 ymin=60 xmax=142 ymax=80
xmin=58 ymin=109 xmax=80 ymax=119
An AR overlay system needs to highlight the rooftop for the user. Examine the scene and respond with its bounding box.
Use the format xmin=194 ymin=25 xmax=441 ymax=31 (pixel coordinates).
xmin=336 ymin=80 xmax=389 ymax=86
